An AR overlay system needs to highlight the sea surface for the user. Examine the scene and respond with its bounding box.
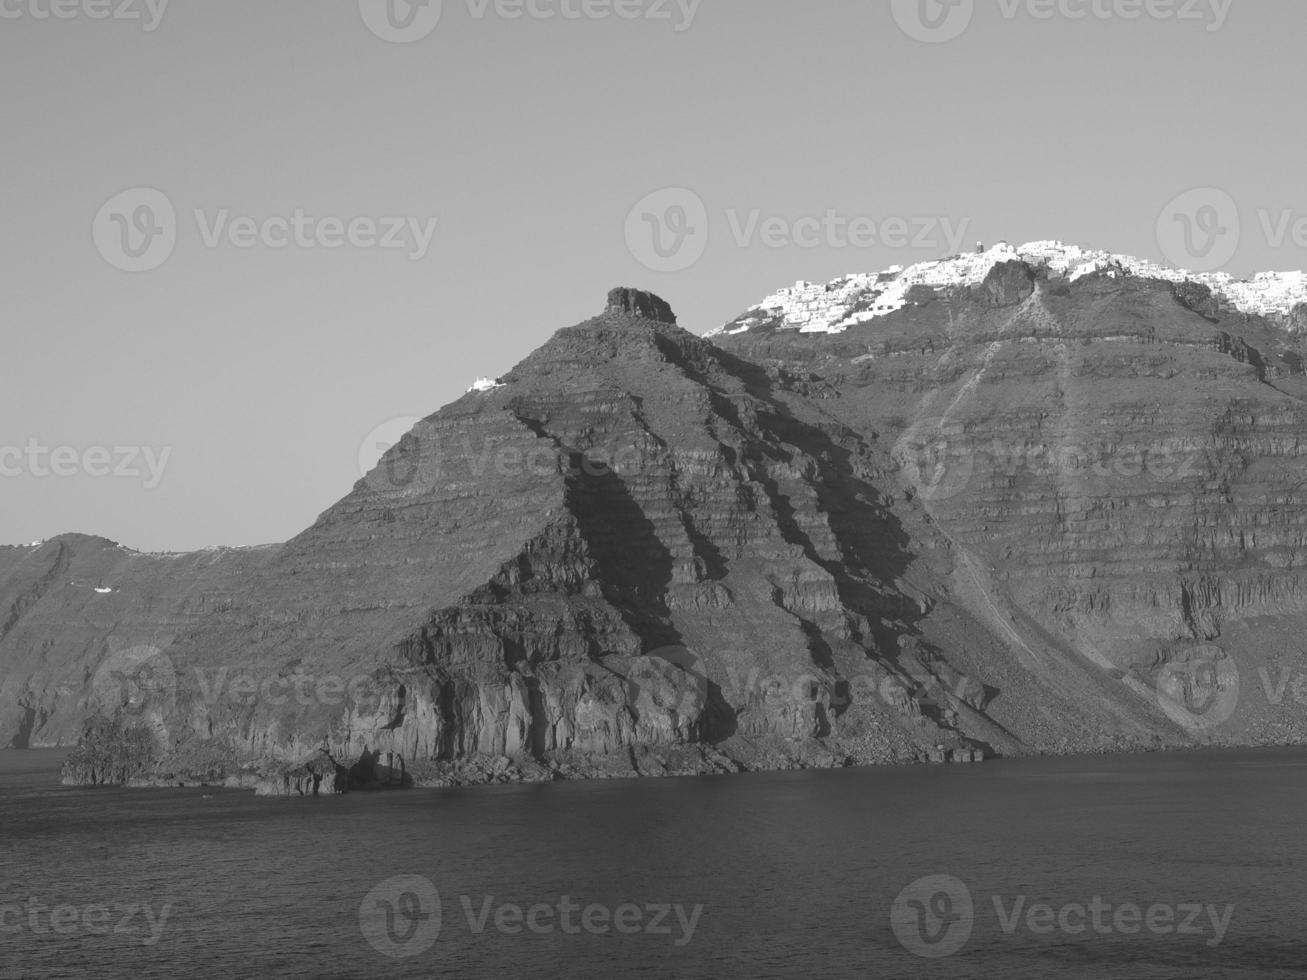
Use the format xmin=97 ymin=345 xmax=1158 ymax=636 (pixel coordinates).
xmin=1 ymin=748 xmax=1305 ymax=978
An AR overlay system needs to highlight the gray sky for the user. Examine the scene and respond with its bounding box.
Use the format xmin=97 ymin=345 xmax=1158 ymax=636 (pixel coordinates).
xmin=2 ymin=0 xmax=1302 ymax=551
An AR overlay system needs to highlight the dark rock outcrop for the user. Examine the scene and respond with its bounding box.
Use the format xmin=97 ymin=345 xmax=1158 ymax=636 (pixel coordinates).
xmin=969 ymin=259 xmax=1035 ymax=307
xmin=605 ymin=287 xmax=677 ymax=324
xmin=253 ymin=750 xmax=348 ymax=797
xmin=1289 ymin=302 xmax=1307 ymax=334
xmin=1173 ymin=279 xmax=1222 ymax=319
xmin=60 ymin=715 xmax=157 ymax=786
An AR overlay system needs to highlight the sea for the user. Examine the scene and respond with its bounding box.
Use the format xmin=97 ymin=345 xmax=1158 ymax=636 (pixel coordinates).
xmin=1 ymin=747 xmax=1305 ymax=979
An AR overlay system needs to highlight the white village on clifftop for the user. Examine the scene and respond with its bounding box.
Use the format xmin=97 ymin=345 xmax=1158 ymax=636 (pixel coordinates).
xmin=709 ymin=241 xmax=1307 ymax=337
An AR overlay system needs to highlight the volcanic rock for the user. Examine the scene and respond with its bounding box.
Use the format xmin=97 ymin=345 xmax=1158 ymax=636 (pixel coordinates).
xmin=714 ymin=255 xmax=1307 ymax=751
xmin=969 ymin=258 xmax=1035 ymax=307
xmin=605 ymin=287 xmax=677 ymax=324
xmin=12 ymin=255 xmax=1307 ymax=791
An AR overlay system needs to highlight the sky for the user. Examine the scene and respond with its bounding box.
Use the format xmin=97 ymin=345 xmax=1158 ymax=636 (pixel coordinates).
xmin=1 ymin=0 xmax=1303 ymax=551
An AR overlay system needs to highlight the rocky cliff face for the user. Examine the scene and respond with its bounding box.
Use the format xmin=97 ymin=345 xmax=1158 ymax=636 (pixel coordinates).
xmin=0 ymin=537 xmax=271 ymax=748
xmin=715 ymin=263 xmax=1307 ymax=750
xmin=52 ymin=291 xmax=1003 ymax=788
xmin=18 ymin=267 xmax=1307 ymax=790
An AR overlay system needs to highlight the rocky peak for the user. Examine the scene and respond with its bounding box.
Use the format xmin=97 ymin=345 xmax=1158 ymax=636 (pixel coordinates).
xmin=605 ymin=287 xmax=677 ymax=325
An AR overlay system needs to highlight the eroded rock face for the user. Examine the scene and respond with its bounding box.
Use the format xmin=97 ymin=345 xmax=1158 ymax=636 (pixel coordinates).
xmin=29 ymin=272 xmax=1307 ymax=791
xmin=717 ymin=264 xmax=1307 ymax=748
xmin=0 ymin=538 xmax=272 ymax=748
xmin=1289 ymin=302 xmax=1307 ymax=334
xmin=253 ymin=750 xmax=348 ymax=797
xmin=1173 ymin=280 xmax=1223 ymax=319
xmin=970 ymin=259 xmax=1035 ymax=307
xmin=605 ymin=287 xmax=677 ymax=324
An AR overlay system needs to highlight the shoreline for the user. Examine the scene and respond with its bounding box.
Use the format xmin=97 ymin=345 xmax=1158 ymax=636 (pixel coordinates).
xmin=19 ymin=735 xmax=1307 ymax=796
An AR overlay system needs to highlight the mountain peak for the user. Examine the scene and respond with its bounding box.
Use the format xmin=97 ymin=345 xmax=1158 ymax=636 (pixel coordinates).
xmin=710 ymin=240 xmax=1307 ymax=337
xmin=605 ymin=287 xmax=677 ymax=325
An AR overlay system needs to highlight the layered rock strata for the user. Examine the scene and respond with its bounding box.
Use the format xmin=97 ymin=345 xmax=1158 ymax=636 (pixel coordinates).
xmin=10 ymin=264 xmax=1307 ymax=790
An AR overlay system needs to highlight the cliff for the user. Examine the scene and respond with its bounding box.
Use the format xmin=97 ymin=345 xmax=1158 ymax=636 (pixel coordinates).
xmin=12 ymin=263 xmax=1307 ymax=791
xmin=715 ymin=259 xmax=1307 ymax=751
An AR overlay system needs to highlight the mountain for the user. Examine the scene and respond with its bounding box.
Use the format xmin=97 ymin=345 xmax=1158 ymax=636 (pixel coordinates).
xmin=15 ymin=256 xmax=1307 ymax=791
xmin=0 ymin=537 xmax=271 ymax=748
xmin=711 ymin=241 xmax=1307 ymax=745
